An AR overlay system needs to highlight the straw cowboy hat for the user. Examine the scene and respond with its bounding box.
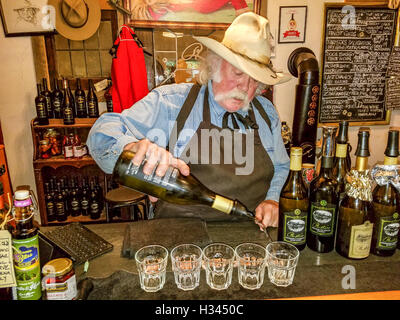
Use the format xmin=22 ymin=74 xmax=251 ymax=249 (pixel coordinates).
xmin=49 ymin=0 xmax=101 ymax=41
xmin=194 ymin=12 xmax=291 ymax=85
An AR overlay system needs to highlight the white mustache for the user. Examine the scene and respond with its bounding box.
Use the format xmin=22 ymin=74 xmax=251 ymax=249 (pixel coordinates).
xmin=215 ymin=89 xmax=250 ymax=111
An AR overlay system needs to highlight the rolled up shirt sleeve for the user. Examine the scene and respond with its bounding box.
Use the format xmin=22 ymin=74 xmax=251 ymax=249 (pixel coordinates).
xmin=87 ymin=88 xmax=177 ymax=174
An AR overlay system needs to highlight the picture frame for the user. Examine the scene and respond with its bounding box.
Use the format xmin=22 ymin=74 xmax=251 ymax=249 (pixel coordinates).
xmin=278 ymin=6 xmax=307 ymax=44
xmin=0 ymin=0 xmax=55 ymax=37
xmin=124 ymin=0 xmax=261 ymax=29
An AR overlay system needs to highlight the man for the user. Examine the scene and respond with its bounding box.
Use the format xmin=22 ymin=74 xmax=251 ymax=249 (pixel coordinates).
xmin=87 ymin=12 xmax=291 ymax=229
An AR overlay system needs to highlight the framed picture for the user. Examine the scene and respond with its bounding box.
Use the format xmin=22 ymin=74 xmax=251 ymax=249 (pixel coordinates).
xmin=278 ymin=6 xmax=307 ymax=44
xmin=0 ymin=0 xmax=55 ymax=37
xmin=124 ymin=0 xmax=261 ymax=29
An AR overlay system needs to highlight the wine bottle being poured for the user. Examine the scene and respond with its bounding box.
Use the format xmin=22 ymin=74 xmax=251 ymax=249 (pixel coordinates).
xmin=113 ymin=150 xmax=255 ymax=219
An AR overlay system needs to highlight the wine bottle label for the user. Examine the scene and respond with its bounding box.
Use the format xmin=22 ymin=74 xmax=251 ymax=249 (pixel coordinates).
xmin=212 ymin=195 xmax=234 ymax=214
xmin=81 ymin=200 xmax=89 ymax=209
xmin=310 ymin=201 xmax=337 ymax=237
xmin=282 ymin=209 xmax=307 ymax=245
xmin=64 ymin=107 xmax=74 ymax=121
xmin=36 ymin=103 xmax=46 ymax=118
xmin=90 ymin=202 xmax=99 ymax=213
xmin=88 ymin=101 xmax=97 ymax=116
xmin=12 ymin=235 xmax=42 ymax=300
xmin=336 ymin=143 xmax=347 ymax=158
xmin=56 ymin=202 xmax=65 ymax=215
xmin=76 ymin=97 xmax=85 ymax=110
xmin=349 ymin=221 xmax=373 ymax=259
xmin=106 ymin=100 xmax=113 ymax=112
xmin=73 ymin=145 xmax=82 ymax=157
xmin=70 ymin=200 xmax=79 ymax=210
xmin=46 ymin=201 xmax=55 ymax=216
xmin=376 ymin=213 xmax=400 ymax=250
xmin=64 ymin=146 xmax=73 ymax=158
xmin=53 ymin=100 xmax=61 ymax=110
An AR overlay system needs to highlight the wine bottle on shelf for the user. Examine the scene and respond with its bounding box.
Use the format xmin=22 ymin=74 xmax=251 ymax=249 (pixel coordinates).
xmin=42 ymin=78 xmax=53 ymax=119
xmin=87 ymin=80 xmax=99 ymax=118
xmin=52 ymin=78 xmax=63 ymax=119
xmin=80 ymin=177 xmax=90 ymax=216
xmin=332 ymin=120 xmax=350 ymax=201
xmin=55 ymin=182 xmax=67 ymax=222
xmin=62 ymin=79 xmax=75 ymax=125
xmin=69 ymin=177 xmax=81 ymax=217
xmin=104 ymin=80 xmax=113 ymax=113
xmin=113 ymin=150 xmax=255 ymax=219
xmin=336 ymin=128 xmax=374 ymax=259
xmin=72 ymin=130 xmax=82 ymax=159
xmin=307 ymin=126 xmax=339 ymax=253
xmin=35 ymin=83 xmax=49 ymax=125
xmin=63 ymin=133 xmax=74 ymax=159
xmin=370 ymin=129 xmax=400 ymax=257
xmin=278 ymin=147 xmax=309 ymax=250
xmin=89 ymin=180 xmax=101 ymax=220
xmin=60 ymin=177 xmax=70 ymax=216
xmin=75 ymin=78 xmax=87 ymax=118
xmin=44 ymin=182 xmax=56 ymax=222
xmin=94 ymin=176 xmax=104 ymax=212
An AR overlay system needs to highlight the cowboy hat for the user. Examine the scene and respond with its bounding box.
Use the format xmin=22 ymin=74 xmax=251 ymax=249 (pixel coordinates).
xmin=193 ymin=12 xmax=292 ymax=85
xmin=49 ymin=0 xmax=101 ymax=41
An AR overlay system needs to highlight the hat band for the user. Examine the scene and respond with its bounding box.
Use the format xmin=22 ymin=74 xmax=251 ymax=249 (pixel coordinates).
xmin=222 ymin=42 xmax=271 ymax=67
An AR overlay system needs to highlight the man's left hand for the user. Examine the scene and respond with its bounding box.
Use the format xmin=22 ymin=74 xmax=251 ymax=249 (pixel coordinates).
xmin=254 ymin=200 xmax=279 ymax=229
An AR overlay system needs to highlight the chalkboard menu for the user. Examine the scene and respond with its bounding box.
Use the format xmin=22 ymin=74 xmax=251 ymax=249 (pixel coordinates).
xmin=319 ymin=5 xmax=398 ymax=124
xmin=386 ymin=46 xmax=400 ymax=110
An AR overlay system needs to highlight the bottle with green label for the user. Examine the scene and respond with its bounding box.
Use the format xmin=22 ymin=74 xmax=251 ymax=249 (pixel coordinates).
xmin=332 ymin=120 xmax=350 ymax=201
xmin=307 ymin=127 xmax=339 ymax=253
xmin=11 ymin=190 xmax=41 ymax=300
xmin=336 ymin=128 xmax=374 ymax=259
xmin=278 ymin=147 xmax=309 ymax=250
xmin=370 ymin=129 xmax=400 ymax=257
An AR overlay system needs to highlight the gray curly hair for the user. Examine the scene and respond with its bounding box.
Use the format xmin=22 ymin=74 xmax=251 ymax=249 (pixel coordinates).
xmin=197 ymin=51 xmax=267 ymax=96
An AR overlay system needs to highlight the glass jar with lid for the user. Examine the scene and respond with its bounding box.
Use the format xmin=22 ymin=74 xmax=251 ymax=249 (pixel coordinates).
xmin=42 ymin=258 xmax=77 ymax=300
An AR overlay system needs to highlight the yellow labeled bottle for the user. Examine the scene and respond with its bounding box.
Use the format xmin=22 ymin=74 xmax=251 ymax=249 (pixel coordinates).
xmin=336 ymin=128 xmax=374 ymax=259
xmin=370 ymin=129 xmax=399 ymax=257
xmin=278 ymin=147 xmax=309 ymax=250
xmin=113 ymin=150 xmax=254 ymax=219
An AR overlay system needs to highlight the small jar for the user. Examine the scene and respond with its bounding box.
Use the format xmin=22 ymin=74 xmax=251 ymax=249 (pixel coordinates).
xmin=44 ymin=128 xmax=62 ymax=156
xmin=42 ymin=258 xmax=77 ymax=300
xmin=39 ymin=139 xmax=52 ymax=159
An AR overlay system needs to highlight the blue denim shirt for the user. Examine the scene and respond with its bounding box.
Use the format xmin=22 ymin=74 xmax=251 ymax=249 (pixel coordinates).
xmin=87 ymin=81 xmax=290 ymax=202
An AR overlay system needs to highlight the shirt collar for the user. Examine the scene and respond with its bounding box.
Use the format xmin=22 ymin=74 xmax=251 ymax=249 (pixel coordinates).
xmin=207 ymin=80 xmax=249 ymax=119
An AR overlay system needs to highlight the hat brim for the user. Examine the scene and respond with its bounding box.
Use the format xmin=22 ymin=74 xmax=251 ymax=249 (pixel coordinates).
xmin=49 ymin=0 xmax=101 ymax=41
xmin=193 ymin=36 xmax=292 ymax=86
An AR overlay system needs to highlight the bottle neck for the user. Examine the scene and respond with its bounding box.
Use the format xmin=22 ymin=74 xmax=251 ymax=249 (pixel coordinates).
xmin=37 ymin=84 xmax=41 ymax=96
xmin=355 ymin=156 xmax=368 ymax=172
xmin=290 ymin=155 xmax=302 ymax=171
xmin=54 ymin=79 xmax=59 ymax=90
xmin=43 ymin=80 xmax=48 ymax=90
xmin=321 ymin=156 xmax=334 ymax=169
xmin=384 ymin=156 xmax=398 ymax=165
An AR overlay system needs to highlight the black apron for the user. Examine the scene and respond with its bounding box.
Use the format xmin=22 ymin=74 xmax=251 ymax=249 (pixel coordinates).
xmin=154 ymin=84 xmax=275 ymax=221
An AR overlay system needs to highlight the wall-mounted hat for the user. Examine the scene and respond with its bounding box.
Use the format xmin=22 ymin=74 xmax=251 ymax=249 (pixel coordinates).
xmin=49 ymin=0 xmax=101 ymax=41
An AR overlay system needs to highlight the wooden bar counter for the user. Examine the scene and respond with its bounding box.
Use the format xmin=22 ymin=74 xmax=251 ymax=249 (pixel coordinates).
xmin=42 ymin=220 xmax=400 ymax=300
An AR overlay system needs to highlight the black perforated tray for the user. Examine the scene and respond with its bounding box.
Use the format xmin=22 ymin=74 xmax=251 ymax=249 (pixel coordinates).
xmin=42 ymin=222 xmax=113 ymax=265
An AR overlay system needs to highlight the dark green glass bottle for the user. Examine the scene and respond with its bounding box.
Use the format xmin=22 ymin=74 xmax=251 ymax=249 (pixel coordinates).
xmin=113 ymin=150 xmax=255 ymax=219
xmin=332 ymin=121 xmax=350 ymax=200
xmin=307 ymin=127 xmax=339 ymax=253
xmin=278 ymin=147 xmax=309 ymax=250
xmin=371 ymin=129 xmax=400 ymax=257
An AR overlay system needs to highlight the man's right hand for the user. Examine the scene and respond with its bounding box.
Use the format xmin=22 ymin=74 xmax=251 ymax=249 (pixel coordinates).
xmin=123 ymin=139 xmax=190 ymax=202
xmin=124 ymin=138 xmax=190 ymax=176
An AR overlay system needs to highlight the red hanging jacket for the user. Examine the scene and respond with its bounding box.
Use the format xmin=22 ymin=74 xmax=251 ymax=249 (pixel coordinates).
xmin=111 ymin=25 xmax=149 ymax=113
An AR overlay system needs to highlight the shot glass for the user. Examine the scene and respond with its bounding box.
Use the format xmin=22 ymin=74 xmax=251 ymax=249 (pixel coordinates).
xmin=202 ymin=243 xmax=235 ymax=290
xmin=171 ymin=244 xmax=202 ymax=291
xmin=235 ymin=243 xmax=267 ymax=290
xmin=266 ymin=241 xmax=299 ymax=287
xmin=135 ymin=245 xmax=168 ymax=292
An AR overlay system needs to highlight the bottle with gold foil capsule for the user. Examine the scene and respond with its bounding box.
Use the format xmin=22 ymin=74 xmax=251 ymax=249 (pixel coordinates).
xmin=113 ymin=150 xmax=255 ymax=219
xmin=332 ymin=121 xmax=350 ymax=201
xmin=336 ymin=128 xmax=374 ymax=259
xmin=370 ymin=129 xmax=400 ymax=257
xmin=307 ymin=127 xmax=339 ymax=253
xmin=278 ymin=147 xmax=309 ymax=250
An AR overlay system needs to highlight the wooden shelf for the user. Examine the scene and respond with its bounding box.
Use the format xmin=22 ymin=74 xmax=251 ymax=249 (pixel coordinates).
xmin=33 ymin=155 xmax=96 ymax=170
xmin=46 ymin=211 xmax=108 ymax=226
xmin=32 ymin=118 xmax=98 ymax=129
